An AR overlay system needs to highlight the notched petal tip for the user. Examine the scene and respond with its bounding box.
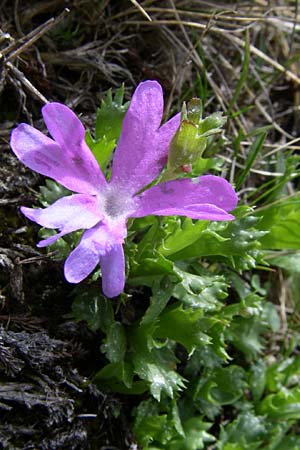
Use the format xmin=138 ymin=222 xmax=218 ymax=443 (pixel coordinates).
xmin=10 ymin=122 xmax=27 ymax=142
xmin=10 ymin=123 xmax=40 ymax=159
xmin=42 ymin=101 xmax=85 ymax=143
xmin=110 ymin=79 xmax=174 ymax=193
xmin=42 ymin=101 xmax=79 ymax=120
xmin=134 ymin=174 xmax=238 ymax=220
xmin=137 ymin=79 xmax=163 ymax=92
xmin=195 ymin=175 xmax=238 ymax=212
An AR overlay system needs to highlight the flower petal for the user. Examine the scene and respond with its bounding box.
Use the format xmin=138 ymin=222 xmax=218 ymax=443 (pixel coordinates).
xmin=137 ymin=204 xmax=235 ymax=221
xmin=21 ymin=194 xmax=103 ymax=246
xmin=64 ymin=220 xmax=127 ymax=297
xmin=133 ymin=175 xmax=238 ymax=220
xmin=110 ymin=80 xmax=180 ymax=194
xmin=37 ymin=232 xmax=69 ymax=248
xmin=100 ymin=244 xmax=125 ymax=298
xmin=11 ymin=107 xmax=106 ymax=194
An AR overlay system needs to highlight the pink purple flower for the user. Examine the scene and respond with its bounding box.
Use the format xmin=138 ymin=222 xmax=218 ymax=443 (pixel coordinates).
xmin=10 ymin=80 xmax=238 ymax=298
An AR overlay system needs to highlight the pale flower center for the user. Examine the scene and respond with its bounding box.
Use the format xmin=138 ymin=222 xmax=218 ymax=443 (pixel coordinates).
xmin=101 ymin=186 xmax=136 ymax=220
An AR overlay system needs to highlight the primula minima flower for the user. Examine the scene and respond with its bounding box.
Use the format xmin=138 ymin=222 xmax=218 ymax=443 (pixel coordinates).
xmin=10 ymin=80 xmax=238 ymax=298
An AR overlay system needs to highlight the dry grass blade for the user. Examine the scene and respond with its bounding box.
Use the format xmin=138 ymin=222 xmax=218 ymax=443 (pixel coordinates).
xmin=1 ymin=8 xmax=70 ymax=60
xmin=6 ymin=61 xmax=48 ymax=104
xmin=129 ymin=0 xmax=152 ymax=21
xmin=125 ymin=19 xmax=300 ymax=85
xmin=1 ymin=8 xmax=71 ymax=105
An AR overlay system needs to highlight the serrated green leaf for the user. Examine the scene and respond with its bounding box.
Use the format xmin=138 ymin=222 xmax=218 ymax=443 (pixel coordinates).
xmin=210 ymin=366 xmax=247 ymax=404
xmin=265 ymin=355 xmax=300 ymax=392
xmin=128 ymin=250 xmax=178 ymax=286
xmin=185 ymin=347 xmax=224 ymax=378
xmin=133 ymin=399 xmax=211 ymax=450
xmin=131 ymin=324 xmax=185 ymax=400
xmin=159 ymin=209 xmax=266 ymax=270
xmin=228 ymin=317 xmax=265 ymax=357
xmin=159 ymin=218 xmax=207 ymax=258
xmin=84 ymin=84 xmax=129 ymax=172
xmin=263 ymin=302 xmax=280 ymax=332
xmin=172 ymin=265 xmax=227 ymax=311
xmin=219 ymin=411 xmax=267 ymax=450
xmin=133 ymin=346 xmax=185 ymax=401
xmin=154 ymin=305 xmax=209 ymax=354
xmin=95 ymin=84 xmax=129 ymax=141
xmin=168 ymin=417 xmax=215 ymax=450
xmin=227 ymin=299 xmax=279 ymax=358
xmin=94 ymin=360 xmax=149 ymax=395
xmin=195 ymin=366 xmax=247 ymax=408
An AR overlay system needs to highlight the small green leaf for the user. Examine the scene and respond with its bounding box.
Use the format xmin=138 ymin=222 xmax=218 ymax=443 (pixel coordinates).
xmin=219 ymin=411 xmax=267 ymax=449
xmin=133 ymin=399 xmax=173 ymax=447
xmin=72 ymin=288 xmax=114 ymax=332
xmin=101 ymin=321 xmax=126 ymax=363
xmin=227 ymin=29 xmax=250 ymax=115
xmin=249 ymin=361 xmax=266 ymax=402
xmin=259 ymin=388 xmax=300 ymax=419
xmin=228 ymin=317 xmax=265 ymax=358
xmin=141 ymin=278 xmax=174 ymax=325
xmin=85 ymin=130 xmax=116 ymax=171
xmin=38 ymin=179 xmax=71 ymax=206
xmin=172 ymin=265 xmax=227 ymax=311
xmin=198 ymin=112 xmax=227 ymax=136
xmin=268 ymin=252 xmax=300 ymax=273
xmin=236 ymin=131 xmax=266 ymax=190
xmin=85 ymin=84 xmax=129 ymax=171
xmin=265 ymin=355 xmax=300 ymax=392
xmin=93 ymin=361 xmax=147 ymax=393
xmin=256 ymin=197 xmax=300 ymax=249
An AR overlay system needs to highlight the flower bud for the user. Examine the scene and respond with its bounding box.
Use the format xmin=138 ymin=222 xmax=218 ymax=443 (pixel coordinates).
xmin=167 ymin=119 xmax=207 ymax=168
xmin=167 ymin=98 xmax=227 ymax=172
